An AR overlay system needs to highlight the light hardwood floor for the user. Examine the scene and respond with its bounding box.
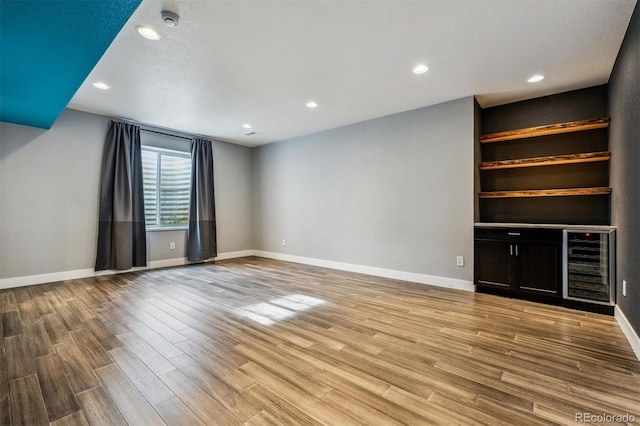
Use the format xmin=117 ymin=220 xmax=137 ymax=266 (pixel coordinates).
xmin=1 ymin=257 xmax=639 ymax=425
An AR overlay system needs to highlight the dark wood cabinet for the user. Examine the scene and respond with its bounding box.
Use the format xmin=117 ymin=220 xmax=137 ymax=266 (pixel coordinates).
xmin=474 ymin=227 xmax=562 ymax=299
xmin=515 ymin=241 xmax=562 ymax=296
xmin=475 ymin=239 xmax=511 ymax=289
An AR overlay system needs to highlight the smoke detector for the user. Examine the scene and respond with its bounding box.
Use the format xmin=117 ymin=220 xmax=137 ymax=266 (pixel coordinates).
xmin=161 ymin=10 xmax=180 ymax=27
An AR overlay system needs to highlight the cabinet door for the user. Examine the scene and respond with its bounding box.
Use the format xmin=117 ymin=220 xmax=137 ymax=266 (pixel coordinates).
xmin=515 ymin=242 xmax=561 ymax=297
xmin=475 ymin=240 xmax=512 ymax=289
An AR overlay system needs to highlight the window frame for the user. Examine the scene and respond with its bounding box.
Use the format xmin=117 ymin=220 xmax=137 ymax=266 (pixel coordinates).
xmin=141 ymin=145 xmax=192 ymax=230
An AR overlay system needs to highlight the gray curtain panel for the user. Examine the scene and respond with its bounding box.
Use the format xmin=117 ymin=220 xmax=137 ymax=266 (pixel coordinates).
xmin=187 ymin=138 xmax=217 ymax=261
xmin=95 ymin=121 xmax=147 ymax=271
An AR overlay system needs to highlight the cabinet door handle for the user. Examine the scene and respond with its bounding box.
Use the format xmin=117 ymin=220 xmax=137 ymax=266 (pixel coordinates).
xmin=508 ymin=232 xmax=521 ymax=236
xmin=515 ymin=245 xmax=519 ymax=256
xmin=510 ymin=245 xmax=513 ymax=255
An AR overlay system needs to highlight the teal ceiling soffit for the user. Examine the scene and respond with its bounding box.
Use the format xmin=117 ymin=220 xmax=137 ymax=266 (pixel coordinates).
xmin=0 ymin=0 xmax=142 ymax=129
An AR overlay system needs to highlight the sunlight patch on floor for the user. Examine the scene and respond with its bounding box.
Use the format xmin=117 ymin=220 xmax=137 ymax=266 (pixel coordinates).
xmin=238 ymin=294 xmax=326 ymax=325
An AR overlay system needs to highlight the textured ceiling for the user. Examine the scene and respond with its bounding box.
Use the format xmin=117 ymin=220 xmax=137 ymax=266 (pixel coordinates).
xmin=0 ymin=0 xmax=141 ymax=129
xmin=31 ymin=1 xmax=640 ymax=145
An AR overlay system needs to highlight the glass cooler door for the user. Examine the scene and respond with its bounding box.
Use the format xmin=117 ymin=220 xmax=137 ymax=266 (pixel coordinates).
xmin=564 ymin=230 xmax=615 ymax=305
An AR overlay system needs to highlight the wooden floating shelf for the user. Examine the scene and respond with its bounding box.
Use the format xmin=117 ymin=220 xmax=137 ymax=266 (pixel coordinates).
xmin=479 ymin=187 xmax=612 ymax=199
xmin=480 ymin=118 xmax=609 ymax=144
xmin=479 ymin=151 xmax=611 ymax=170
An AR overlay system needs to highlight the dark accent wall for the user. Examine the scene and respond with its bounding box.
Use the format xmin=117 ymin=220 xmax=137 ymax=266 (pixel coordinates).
xmin=474 ymin=99 xmax=482 ymax=223
xmin=609 ymin=2 xmax=640 ymax=337
xmin=481 ymin=85 xmax=608 ymax=134
xmin=479 ymin=86 xmax=610 ymax=225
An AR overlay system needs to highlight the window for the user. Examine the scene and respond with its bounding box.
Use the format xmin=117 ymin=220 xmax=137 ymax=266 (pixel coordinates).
xmin=142 ymin=147 xmax=191 ymax=228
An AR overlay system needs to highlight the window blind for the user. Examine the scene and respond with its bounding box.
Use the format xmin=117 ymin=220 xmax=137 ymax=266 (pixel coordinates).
xmin=141 ymin=147 xmax=191 ymax=227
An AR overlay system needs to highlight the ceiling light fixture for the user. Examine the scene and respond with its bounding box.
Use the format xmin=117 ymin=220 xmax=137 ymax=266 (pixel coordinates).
xmin=306 ymin=101 xmax=318 ymax=108
xmin=92 ymin=82 xmax=109 ymax=90
xmin=412 ymin=64 xmax=429 ymax=74
xmin=136 ymin=26 xmax=160 ymax=40
xmin=528 ymin=74 xmax=545 ymax=83
xmin=242 ymin=123 xmax=252 ymax=129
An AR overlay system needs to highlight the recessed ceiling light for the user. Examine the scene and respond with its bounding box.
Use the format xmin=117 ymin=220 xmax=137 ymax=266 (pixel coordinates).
xmin=528 ymin=74 xmax=545 ymax=83
xmin=242 ymin=123 xmax=252 ymax=129
xmin=92 ymin=82 xmax=109 ymax=90
xmin=412 ymin=64 xmax=429 ymax=74
xmin=306 ymin=101 xmax=318 ymax=108
xmin=136 ymin=26 xmax=160 ymax=40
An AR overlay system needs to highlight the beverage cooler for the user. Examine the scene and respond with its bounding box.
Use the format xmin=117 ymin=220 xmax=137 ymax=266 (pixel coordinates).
xmin=563 ymin=230 xmax=616 ymax=306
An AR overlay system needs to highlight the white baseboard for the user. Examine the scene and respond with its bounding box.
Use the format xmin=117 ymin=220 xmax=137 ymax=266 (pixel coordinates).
xmin=615 ymin=306 xmax=640 ymax=361
xmin=252 ymin=250 xmax=475 ymax=292
xmin=215 ymin=250 xmax=254 ymax=260
xmin=0 ymin=269 xmax=98 ymax=290
xmin=148 ymin=257 xmax=189 ymax=269
xmin=0 ymin=249 xmax=473 ymax=293
xmin=0 ymin=250 xmax=253 ymax=290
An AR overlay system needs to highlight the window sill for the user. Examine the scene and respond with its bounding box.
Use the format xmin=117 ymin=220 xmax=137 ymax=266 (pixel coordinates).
xmin=146 ymin=227 xmax=188 ymax=232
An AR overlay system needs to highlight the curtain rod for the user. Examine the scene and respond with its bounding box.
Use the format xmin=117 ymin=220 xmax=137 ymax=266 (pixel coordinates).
xmin=113 ymin=117 xmax=201 ymax=140
xmin=140 ymin=128 xmax=193 ymax=141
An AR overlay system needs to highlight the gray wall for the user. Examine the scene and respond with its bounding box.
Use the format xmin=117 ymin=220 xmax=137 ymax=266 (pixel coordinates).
xmin=0 ymin=109 xmax=107 ymax=278
xmin=213 ymin=140 xmax=253 ymax=253
xmin=0 ymin=109 xmax=253 ymax=280
xmin=609 ymin=2 xmax=640 ymax=336
xmin=141 ymin=129 xmax=253 ymax=261
xmin=252 ymin=97 xmax=475 ymax=282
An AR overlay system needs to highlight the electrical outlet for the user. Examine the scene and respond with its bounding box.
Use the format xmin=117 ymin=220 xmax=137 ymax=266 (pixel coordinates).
xmin=170 ymin=242 xmax=176 ymax=250
xmin=623 ymin=280 xmax=627 ymax=297
xmin=282 ymin=239 xmax=286 ymax=247
xmin=456 ymin=256 xmax=464 ymax=267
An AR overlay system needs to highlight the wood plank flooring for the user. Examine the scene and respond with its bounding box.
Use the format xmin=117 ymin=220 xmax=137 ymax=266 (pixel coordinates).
xmin=1 ymin=257 xmax=639 ymax=425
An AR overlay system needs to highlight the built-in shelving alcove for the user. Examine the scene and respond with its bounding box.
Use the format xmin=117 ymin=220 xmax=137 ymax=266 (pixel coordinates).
xmin=477 ymin=85 xmax=611 ymax=226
